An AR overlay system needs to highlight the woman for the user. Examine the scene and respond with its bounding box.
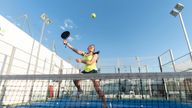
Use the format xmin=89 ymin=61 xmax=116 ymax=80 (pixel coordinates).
xmin=63 ymin=40 xmax=107 ymax=108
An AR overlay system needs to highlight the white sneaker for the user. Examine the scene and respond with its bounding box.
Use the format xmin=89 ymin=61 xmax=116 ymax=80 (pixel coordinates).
xmin=72 ymin=90 xmax=83 ymax=98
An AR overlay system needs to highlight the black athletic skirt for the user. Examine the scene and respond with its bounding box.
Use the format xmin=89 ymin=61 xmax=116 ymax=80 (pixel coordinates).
xmin=81 ymin=69 xmax=98 ymax=74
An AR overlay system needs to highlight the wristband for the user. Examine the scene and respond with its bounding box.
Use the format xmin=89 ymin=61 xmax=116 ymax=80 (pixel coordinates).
xmin=64 ymin=42 xmax=68 ymax=45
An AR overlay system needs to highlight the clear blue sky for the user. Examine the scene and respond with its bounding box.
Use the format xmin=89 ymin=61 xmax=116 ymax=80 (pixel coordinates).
xmin=0 ymin=0 xmax=192 ymax=62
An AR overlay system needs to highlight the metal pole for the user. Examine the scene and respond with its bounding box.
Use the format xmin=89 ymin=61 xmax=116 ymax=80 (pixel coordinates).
xmin=135 ymin=57 xmax=141 ymax=72
xmin=6 ymin=47 xmax=16 ymax=75
xmin=145 ymin=65 xmax=152 ymax=97
xmin=57 ymin=60 xmax=63 ymax=98
xmin=33 ymin=21 xmax=46 ymax=74
xmin=169 ymin=49 xmax=176 ymax=72
xmin=46 ymin=52 xmax=54 ymax=100
xmin=0 ymin=47 xmax=16 ymax=104
xmin=0 ymin=55 xmax=7 ymax=75
xmin=158 ymin=56 xmax=168 ymax=100
xmin=158 ymin=57 xmax=163 ymax=72
xmin=178 ymin=13 xmax=192 ymax=62
xmin=26 ymin=40 xmax=35 ymax=74
xmin=22 ymin=40 xmax=35 ymax=102
xmin=118 ymin=67 xmax=121 ymax=99
xmin=42 ymin=59 xmax=46 ymax=74
xmin=29 ymin=21 xmax=46 ymax=103
xmin=129 ymin=65 xmax=132 ymax=73
xmin=0 ymin=55 xmax=7 ymax=98
xmin=145 ymin=65 xmax=148 ymax=72
xmin=136 ymin=57 xmax=144 ymax=99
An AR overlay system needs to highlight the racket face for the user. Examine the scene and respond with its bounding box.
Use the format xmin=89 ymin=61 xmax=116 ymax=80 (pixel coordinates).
xmin=61 ymin=31 xmax=70 ymax=39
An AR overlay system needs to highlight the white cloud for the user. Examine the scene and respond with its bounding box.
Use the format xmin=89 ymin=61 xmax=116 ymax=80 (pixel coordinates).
xmin=74 ymin=35 xmax=80 ymax=40
xmin=60 ymin=19 xmax=77 ymax=30
xmin=67 ymin=34 xmax=81 ymax=42
xmin=59 ymin=32 xmax=80 ymax=42
xmin=68 ymin=36 xmax=74 ymax=41
xmin=59 ymin=19 xmax=80 ymax=42
xmin=60 ymin=26 xmax=65 ymax=30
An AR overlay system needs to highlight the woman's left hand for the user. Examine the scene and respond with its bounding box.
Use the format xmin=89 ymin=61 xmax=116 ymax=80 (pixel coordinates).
xmin=76 ymin=58 xmax=82 ymax=63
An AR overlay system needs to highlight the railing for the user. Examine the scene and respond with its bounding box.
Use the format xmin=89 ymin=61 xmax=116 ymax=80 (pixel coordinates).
xmin=98 ymin=57 xmax=160 ymax=73
xmin=159 ymin=49 xmax=192 ymax=72
xmin=0 ymin=39 xmax=79 ymax=76
xmin=0 ymin=72 xmax=192 ymax=108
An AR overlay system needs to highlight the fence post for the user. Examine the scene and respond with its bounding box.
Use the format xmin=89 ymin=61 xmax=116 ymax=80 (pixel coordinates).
xmin=42 ymin=59 xmax=46 ymax=73
xmin=0 ymin=47 xmax=16 ymax=105
xmin=5 ymin=47 xmax=16 ymax=75
xmin=0 ymin=54 xmax=7 ymax=86
xmin=158 ymin=56 xmax=168 ymax=100
xmin=57 ymin=60 xmax=63 ymax=98
xmin=136 ymin=57 xmax=144 ymax=99
xmin=117 ymin=67 xmax=122 ymax=99
xmin=129 ymin=65 xmax=132 ymax=73
xmin=145 ymin=65 xmax=152 ymax=97
xmin=26 ymin=40 xmax=35 ymax=75
xmin=49 ymin=53 xmax=54 ymax=74
xmin=158 ymin=56 xmax=163 ymax=72
xmin=22 ymin=40 xmax=35 ymax=102
xmin=169 ymin=49 xmax=176 ymax=72
xmin=0 ymin=55 xmax=7 ymax=75
xmin=45 ymin=52 xmax=54 ymax=100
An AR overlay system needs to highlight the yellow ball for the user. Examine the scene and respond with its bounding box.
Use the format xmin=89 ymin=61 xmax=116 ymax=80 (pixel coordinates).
xmin=91 ymin=13 xmax=96 ymax=19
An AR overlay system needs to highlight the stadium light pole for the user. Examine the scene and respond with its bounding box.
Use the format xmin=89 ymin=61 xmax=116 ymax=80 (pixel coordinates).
xmin=34 ymin=13 xmax=51 ymax=74
xmin=170 ymin=3 xmax=192 ymax=62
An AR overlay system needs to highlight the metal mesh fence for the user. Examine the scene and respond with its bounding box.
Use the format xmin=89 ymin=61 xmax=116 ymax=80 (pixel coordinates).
xmin=159 ymin=50 xmax=192 ymax=72
xmin=174 ymin=53 xmax=192 ymax=72
xmin=97 ymin=57 xmax=160 ymax=73
xmin=0 ymin=39 xmax=79 ymax=76
xmin=0 ymin=72 xmax=192 ymax=108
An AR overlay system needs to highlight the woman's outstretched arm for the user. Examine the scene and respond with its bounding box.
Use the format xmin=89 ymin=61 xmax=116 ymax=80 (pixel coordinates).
xmin=63 ymin=40 xmax=84 ymax=56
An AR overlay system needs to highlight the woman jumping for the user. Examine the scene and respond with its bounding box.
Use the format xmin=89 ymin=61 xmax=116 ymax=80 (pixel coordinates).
xmin=63 ymin=39 xmax=107 ymax=108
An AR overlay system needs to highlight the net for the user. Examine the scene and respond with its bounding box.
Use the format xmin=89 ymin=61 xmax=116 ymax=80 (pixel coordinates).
xmin=1 ymin=72 xmax=192 ymax=108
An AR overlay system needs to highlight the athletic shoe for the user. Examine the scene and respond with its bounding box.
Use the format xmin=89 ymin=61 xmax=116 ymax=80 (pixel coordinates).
xmin=72 ymin=90 xmax=83 ymax=98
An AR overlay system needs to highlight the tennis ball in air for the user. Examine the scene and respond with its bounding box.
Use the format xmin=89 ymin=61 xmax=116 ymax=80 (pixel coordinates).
xmin=91 ymin=13 xmax=96 ymax=19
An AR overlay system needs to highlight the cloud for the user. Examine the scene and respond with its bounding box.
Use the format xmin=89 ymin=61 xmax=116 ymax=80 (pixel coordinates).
xmin=68 ymin=36 xmax=74 ymax=41
xmin=74 ymin=35 xmax=80 ymax=40
xmin=67 ymin=35 xmax=80 ymax=42
xmin=60 ymin=26 xmax=65 ymax=30
xmin=59 ymin=19 xmax=80 ymax=42
xmin=60 ymin=19 xmax=77 ymax=30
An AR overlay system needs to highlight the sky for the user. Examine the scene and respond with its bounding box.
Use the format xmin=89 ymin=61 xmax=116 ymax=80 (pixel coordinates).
xmin=0 ymin=0 xmax=192 ymax=66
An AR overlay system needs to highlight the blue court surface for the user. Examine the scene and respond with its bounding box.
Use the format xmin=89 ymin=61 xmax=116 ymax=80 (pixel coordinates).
xmin=11 ymin=97 xmax=192 ymax=108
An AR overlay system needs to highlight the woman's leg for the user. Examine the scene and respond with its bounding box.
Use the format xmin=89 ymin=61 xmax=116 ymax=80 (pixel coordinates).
xmin=73 ymin=80 xmax=82 ymax=92
xmin=92 ymin=79 xmax=107 ymax=108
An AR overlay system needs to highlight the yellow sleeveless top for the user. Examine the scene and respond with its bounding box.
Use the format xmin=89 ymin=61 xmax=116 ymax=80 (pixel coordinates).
xmin=82 ymin=53 xmax=97 ymax=72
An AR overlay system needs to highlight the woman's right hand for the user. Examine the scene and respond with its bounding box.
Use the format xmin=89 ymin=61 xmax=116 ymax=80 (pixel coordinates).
xmin=63 ymin=39 xmax=68 ymax=45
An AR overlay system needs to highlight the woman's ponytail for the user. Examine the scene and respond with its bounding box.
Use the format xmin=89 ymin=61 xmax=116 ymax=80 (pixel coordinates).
xmin=93 ymin=50 xmax=100 ymax=55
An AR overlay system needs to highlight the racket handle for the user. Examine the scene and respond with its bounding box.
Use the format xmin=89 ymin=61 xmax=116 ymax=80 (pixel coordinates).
xmin=64 ymin=42 xmax=67 ymax=48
